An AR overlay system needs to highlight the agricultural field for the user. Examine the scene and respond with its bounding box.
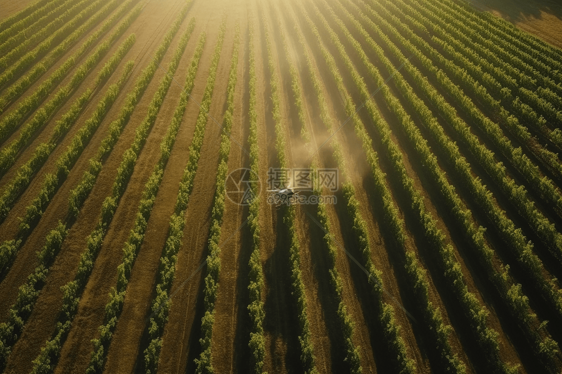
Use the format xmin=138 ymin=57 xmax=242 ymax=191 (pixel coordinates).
xmin=0 ymin=0 xmax=561 ymax=372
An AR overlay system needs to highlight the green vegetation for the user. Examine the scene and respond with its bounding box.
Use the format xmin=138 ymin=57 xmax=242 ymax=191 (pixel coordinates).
xmin=245 ymin=17 xmax=266 ymax=374
xmin=194 ymin=21 xmax=239 ymax=374
xmin=0 ymin=0 xmax=140 ymax=136
xmin=143 ymin=17 xmax=227 ymax=373
xmin=29 ymin=6 xmax=193 ymax=372
xmin=85 ymin=23 xmax=200 ymax=373
xmin=0 ymin=60 xmax=134 ymax=373
xmin=261 ymin=11 xmax=318 ymax=372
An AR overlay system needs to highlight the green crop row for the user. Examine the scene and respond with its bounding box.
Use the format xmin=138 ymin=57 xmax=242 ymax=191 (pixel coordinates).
xmin=392 ymin=0 xmax=562 ymax=160
xmin=431 ymin=0 xmax=562 ymax=85
xmin=301 ymin=1 xmax=415 ymax=372
xmin=431 ymin=34 xmax=562 ymax=137
xmin=0 ymin=0 xmax=70 ymax=54
xmin=427 ymin=31 xmax=562 ymax=149
xmin=372 ymin=0 xmax=562 ymax=263
xmin=316 ymin=0 xmax=507 ymax=369
xmin=0 ymin=0 xmax=92 ymax=70
xmin=0 ymin=60 xmax=134 ymax=373
xmin=315 ymin=0 xmax=473 ymax=372
xmin=245 ymin=17 xmax=266 ymax=374
xmin=315 ymin=182 xmax=364 ymax=373
xmin=29 ymin=7 xmax=193 ymax=373
xmin=21 ymin=62 xmax=134 ymax=241
xmin=67 ymin=10 xmax=192 ymax=220
xmin=194 ymin=22 xmax=238 ymax=374
xmin=370 ymin=0 xmax=562 ymax=313
xmin=316 ymin=1 xmax=526 ymax=371
xmin=0 ymin=34 xmax=135 ymax=233
xmin=325 ymin=0 xmax=479 ymax=371
xmin=537 ymin=87 xmax=562 ymax=116
xmin=85 ymin=23 xmax=199 ymax=374
xmin=410 ymin=0 xmax=562 ymax=105
xmin=372 ymin=0 xmax=562 ymax=313
xmin=275 ymin=6 xmax=321 ymax=371
xmin=0 ymin=41 xmax=134 ymax=282
xmin=0 ymin=0 xmax=114 ymax=84
xmin=412 ymin=0 xmax=562 ymax=93
xmin=277 ymin=19 xmax=310 ymax=142
xmin=438 ymin=0 xmax=562 ymax=62
xmin=262 ymin=10 xmax=319 ymax=372
xmin=362 ymin=0 xmax=562 ymax=323
xmin=420 ymin=31 xmax=562 ymax=246
xmin=415 ymin=1 xmax=562 ymax=118
xmin=0 ymin=222 xmax=67 ymax=372
xmin=517 ymin=87 xmax=562 ymax=130
xmin=340 ymin=0 xmax=561 ymax=370
xmin=0 ymin=0 xmax=140 ymax=140
xmin=411 ymin=10 xmax=562 ymax=135
xmin=143 ymin=22 xmax=227 ymax=372
xmin=394 ymin=0 xmax=562 ymax=178
xmin=0 ymin=0 xmax=52 ymax=34
xmin=292 ymin=2 xmax=419 ymax=372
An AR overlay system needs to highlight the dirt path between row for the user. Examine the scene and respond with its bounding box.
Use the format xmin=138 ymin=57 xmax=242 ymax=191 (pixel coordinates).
xmin=2 ymin=1 xmax=191 ymax=372
xmin=208 ymin=4 xmax=251 ymax=372
xmin=154 ymin=3 xmax=242 ymax=372
xmin=0 ymin=1 xmax=143 ymax=320
xmin=0 ymin=0 xmax=37 ymax=20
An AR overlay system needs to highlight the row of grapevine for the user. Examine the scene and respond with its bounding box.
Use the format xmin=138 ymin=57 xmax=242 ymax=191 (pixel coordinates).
xmin=0 ymin=33 xmax=136 ymax=229
xmin=516 ymin=87 xmax=562 ymax=131
xmin=85 ymin=24 xmax=199 ymax=374
xmin=429 ymin=0 xmax=562 ymax=85
xmin=437 ymin=0 xmax=562 ymax=62
xmin=276 ymin=17 xmax=310 ymax=142
xmin=413 ymin=24 xmax=557 ymax=145
xmin=194 ymin=22 xmax=239 ymax=374
xmin=337 ymin=0 xmax=561 ymax=369
xmin=0 ymin=20 xmax=142 ymax=178
xmin=309 ymin=0 xmax=467 ymax=371
xmin=0 ymin=39 xmax=134 ymax=280
xmin=308 ymin=0 xmax=519 ymax=372
xmin=404 ymin=0 xmax=562 ymax=118
xmin=318 ymin=1 xmax=479 ymax=372
xmin=66 ymin=8 xmax=191 ymax=219
xmin=143 ymin=21 xmax=229 ymax=373
xmin=0 ymin=0 xmax=92 ymax=71
xmin=430 ymin=34 xmax=562 ymax=143
xmin=0 ymin=0 xmax=53 ymax=34
xmin=397 ymin=0 xmax=562 ymax=178
xmin=244 ymin=17 xmax=266 ymax=374
xmin=371 ymin=0 xmax=562 ymax=264
xmin=0 ymin=0 xmax=70 ymax=55
xmin=394 ymin=0 xmax=562 ymax=162
xmin=28 ymin=7 xmax=193 ymax=372
xmin=0 ymin=0 xmax=140 ymax=137
xmin=0 ymin=60 xmax=134 ymax=373
xmin=411 ymin=0 xmax=562 ymax=98
xmin=0 ymin=0 xmax=117 ymax=84
xmin=1 ymin=63 xmax=135 ymax=274
xmin=356 ymin=0 xmax=562 ymax=329
xmin=394 ymin=4 xmax=562 ymax=135
xmin=376 ymin=0 xmax=562 ymax=262
xmin=538 ymin=87 xmax=562 ymax=113
xmin=293 ymin=2 xmax=418 ymax=372
xmin=273 ymin=5 xmax=325 ymax=372
xmin=260 ymin=8 xmax=318 ymax=372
